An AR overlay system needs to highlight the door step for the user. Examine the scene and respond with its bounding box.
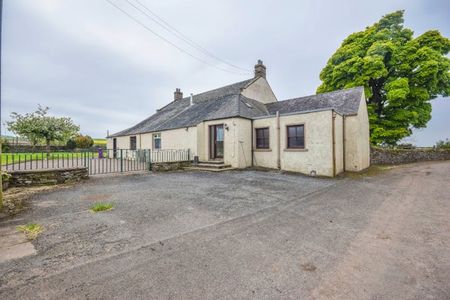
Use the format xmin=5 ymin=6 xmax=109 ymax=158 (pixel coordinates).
xmin=198 ymin=160 xmax=225 ymax=165
xmin=186 ymin=161 xmax=234 ymax=172
xmin=185 ymin=166 xmax=236 ymax=172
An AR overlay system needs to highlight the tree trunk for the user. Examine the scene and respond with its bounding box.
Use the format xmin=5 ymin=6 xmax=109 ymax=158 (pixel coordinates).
xmin=369 ymin=78 xmax=385 ymax=117
xmin=46 ymin=139 xmax=51 ymax=157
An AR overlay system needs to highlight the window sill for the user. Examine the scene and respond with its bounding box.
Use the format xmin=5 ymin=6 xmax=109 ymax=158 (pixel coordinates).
xmin=254 ymin=148 xmax=272 ymax=152
xmin=284 ymin=148 xmax=308 ymax=152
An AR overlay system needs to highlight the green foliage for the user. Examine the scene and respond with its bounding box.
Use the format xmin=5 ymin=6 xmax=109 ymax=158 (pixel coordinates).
xmin=7 ymin=105 xmax=80 ymax=149
xmin=66 ymin=138 xmax=77 ymax=150
xmin=317 ymin=10 xmax=450 ymax=145
xmin=1 ymin=138 xmax=10 ymax=152
xmin=17 ymin=223 xmax=43 ymax=240
xmin=90 ymin=202 xmax=114 ymax=212
xmin=435 ymin=138 xmax=450 ymax=149
xmin=75 ymin=135 xmax=94 ymax=149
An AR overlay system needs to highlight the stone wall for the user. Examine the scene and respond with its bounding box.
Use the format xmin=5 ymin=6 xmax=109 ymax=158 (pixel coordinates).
xmin=151 ymin=161 xmax=191 ymax=172
xmin=8 ymin=168 xmax=88 ymax=187
xmin=371 ymin=147 xmax=450 ymax=165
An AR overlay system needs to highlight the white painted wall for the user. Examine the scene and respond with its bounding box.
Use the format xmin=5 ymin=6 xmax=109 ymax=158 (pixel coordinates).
xmin=280 ymin=111 xmax=334 ymax=176
xmin=344 ymin=95 xmax=370 ymax=171
xmin=107 ymin=126 xmax=197 ymax=161
xmin=252 ymin=117 xmax=279 ymax=169
xmin=106 ymin=135 xmax=140 ymax=150
xmin=253 ymin=110 xmax=335 ymax=177
xmin=334 ymin=113 xmax=344 ymax=175
xmin=241 ymin=77 xmax=277 ymax=103
xmin=199 ymin=118 xmax=252 ymax=168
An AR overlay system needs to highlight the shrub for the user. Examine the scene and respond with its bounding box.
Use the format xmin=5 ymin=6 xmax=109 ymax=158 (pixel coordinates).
xmin=75 ymin=135 xmax=94 ymax=149
xmin=66 ymin=138 xmax=77 ymax=150
xmin=90 ymin=202 xmax=114 ymax=212
xmin=1 ymin=138 xmax=10 ymax=152
xmin=17 ymin=223 xmax=43 ymax=240
xmin=435 ymin=139 xmax=450 ymax=150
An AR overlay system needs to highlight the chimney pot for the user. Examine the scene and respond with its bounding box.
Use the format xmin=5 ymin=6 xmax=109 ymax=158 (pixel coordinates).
xmin=254 ymin=60 xmax=266 ymax=79
xmin=174 ymin=88 xmax=183 ymax=101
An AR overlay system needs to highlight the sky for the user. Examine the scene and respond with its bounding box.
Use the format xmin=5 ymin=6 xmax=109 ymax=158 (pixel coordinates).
xmin=1 ymin=0 xmax=449 ymax=145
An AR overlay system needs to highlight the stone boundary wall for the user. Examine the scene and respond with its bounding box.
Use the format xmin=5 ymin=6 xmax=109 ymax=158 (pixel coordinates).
xmin=371 ymin=147 xmax=450 ymax=165
xmin=6 ymin=168 xmax=88 ymax=188
xmin=151 ymin=161 xmax=191 ymax=172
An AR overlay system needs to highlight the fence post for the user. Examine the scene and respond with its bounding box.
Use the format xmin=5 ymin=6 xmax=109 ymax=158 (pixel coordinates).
xmin=120 ymin=149 xmax=123 ymax=172
xmin=187 ymin=148 xmax=190 ymax=162
xmin=147 ymin=149 xmax=152 ymax=171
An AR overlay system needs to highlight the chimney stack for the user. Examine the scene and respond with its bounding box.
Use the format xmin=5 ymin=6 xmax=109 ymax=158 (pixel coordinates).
xmin=174 ymin=88 xmax=183 ymax=101
xmin=254 ymin=59 xmax=266 ymax=79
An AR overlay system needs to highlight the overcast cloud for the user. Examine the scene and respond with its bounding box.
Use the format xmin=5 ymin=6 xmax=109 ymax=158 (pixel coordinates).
xmin=2 ymin=0 xmax=449 ymax=145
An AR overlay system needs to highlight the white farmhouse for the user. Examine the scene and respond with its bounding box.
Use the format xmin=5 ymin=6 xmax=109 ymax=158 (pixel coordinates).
xmin=107 ymin=60 xmax=370 ymax=177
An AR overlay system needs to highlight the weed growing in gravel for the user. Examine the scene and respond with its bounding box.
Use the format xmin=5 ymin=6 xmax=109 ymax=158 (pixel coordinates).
xmin=17 ymin=223 xmax=43 ymax=240
xmin=90 ymin=203 xmax=114 ymax=213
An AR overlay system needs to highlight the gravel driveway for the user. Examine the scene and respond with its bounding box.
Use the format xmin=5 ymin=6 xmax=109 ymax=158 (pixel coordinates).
xmin=0 ymin=162 xmax=449 ymax=299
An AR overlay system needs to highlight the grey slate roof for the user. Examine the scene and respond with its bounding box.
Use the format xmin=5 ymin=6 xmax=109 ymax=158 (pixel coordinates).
xmin=267 ymin=86 xmax=364 ymax=116
xmin=110 ymin=80 xmax=363 ymax=137
xmin=110 ymin=78 xmax=256 ymax=137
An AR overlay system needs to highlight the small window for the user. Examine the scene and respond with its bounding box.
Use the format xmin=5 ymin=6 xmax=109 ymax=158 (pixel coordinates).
xmin=130 ymin=136 xmax=137 ymax=150
xmin=153 ymin=133 xmax=161 ymax=150
xmin=287 ymin=125 xmax=305 ymax=149
xmin=255 ymin=127 xmax=270 ymax=149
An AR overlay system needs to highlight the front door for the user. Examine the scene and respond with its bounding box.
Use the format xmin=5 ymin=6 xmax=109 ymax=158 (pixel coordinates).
xmin=112 ymin=138 xmax=117 ymax=158
xmin=209 ymin=124 xmax=224 ymax=159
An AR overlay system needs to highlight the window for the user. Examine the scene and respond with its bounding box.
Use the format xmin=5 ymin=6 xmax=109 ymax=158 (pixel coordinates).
xmin=255 ymin=127 xmax=270 ymax=149
xmin=153 ymin=133 xmax=161 ymax=150
xmin=287 ymin=125 xmax=305 ymax=149
xmin=130 ymin=136 xmax=137 ymax=150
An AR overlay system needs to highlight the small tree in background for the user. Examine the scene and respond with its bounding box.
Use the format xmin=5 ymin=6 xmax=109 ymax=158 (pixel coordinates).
xmin=317 ymin=11 xmax=450 ymax=145
xmin=7 ymin=105 xmax=80 ymax=152
xmin=75 ymin=135 xmax=94 ymax=149
xmin=435 ymin=139 xmax=450 ymax=149
xmin=66 ymin=138 xmax=77 ymax=150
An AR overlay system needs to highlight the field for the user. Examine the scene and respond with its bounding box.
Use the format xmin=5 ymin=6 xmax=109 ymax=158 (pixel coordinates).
xmin=93 ymin=138 xmax=107 ymax=146
xmin=1 ymin=151 xmax=101 ymax=166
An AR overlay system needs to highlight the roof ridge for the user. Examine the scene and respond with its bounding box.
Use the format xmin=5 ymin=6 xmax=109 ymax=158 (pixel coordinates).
xmin=180 ymin=78 xmax=254 ymax=101
xmin=280 ymin=86 xmax=364 ymax=103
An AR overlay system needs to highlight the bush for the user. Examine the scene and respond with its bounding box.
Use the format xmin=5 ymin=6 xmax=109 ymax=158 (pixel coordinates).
xmin=435 ymin=139 xmax=450 ymax=150
xmin=1 ymin=138 xmax=10 ymax=152
xmin=90 ymin=203 xmax=114 ymax=212
xmin=17 ymin=223 xmax=43 ymax=240
xmin=75 ymin=135 xmax=94 ymax=149
xmin=66 ymin=138 xmax=77 ymax=150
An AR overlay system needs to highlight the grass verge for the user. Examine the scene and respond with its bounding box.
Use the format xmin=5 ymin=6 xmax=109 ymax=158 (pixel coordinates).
xmin=344 ymin=165 xmax=397 ymax=179
xmin=17 ymin=223 xmax=43 ymax=240
xmin=90 ymin=202 xmax=114 ymax=213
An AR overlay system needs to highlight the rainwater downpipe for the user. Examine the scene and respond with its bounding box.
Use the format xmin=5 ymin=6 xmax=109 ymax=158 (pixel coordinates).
xmin=343 ymin=116 xmax=346 ymax=171
xmin=276 ymin=111 xmax=281 ymax=170
xmin=251 ymin=119 xmax=254 ymax=167
xmin=332 ymin=111 xmax=336 ymax=177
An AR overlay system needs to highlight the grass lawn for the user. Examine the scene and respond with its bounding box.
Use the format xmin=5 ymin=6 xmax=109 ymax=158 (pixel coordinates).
xmin=1 ymin=152 xmax=101 ymax=166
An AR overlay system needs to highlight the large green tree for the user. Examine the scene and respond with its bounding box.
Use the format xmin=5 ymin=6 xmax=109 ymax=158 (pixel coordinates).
xmin=7 ymin=105 xmax=80 ymax=152
xmin=317 ymin=10 xmax=450 ymax=145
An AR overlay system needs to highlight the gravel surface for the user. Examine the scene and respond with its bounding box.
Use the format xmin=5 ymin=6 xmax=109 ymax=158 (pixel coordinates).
xmin=0 ymin=162 xmax=449 ymax=299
